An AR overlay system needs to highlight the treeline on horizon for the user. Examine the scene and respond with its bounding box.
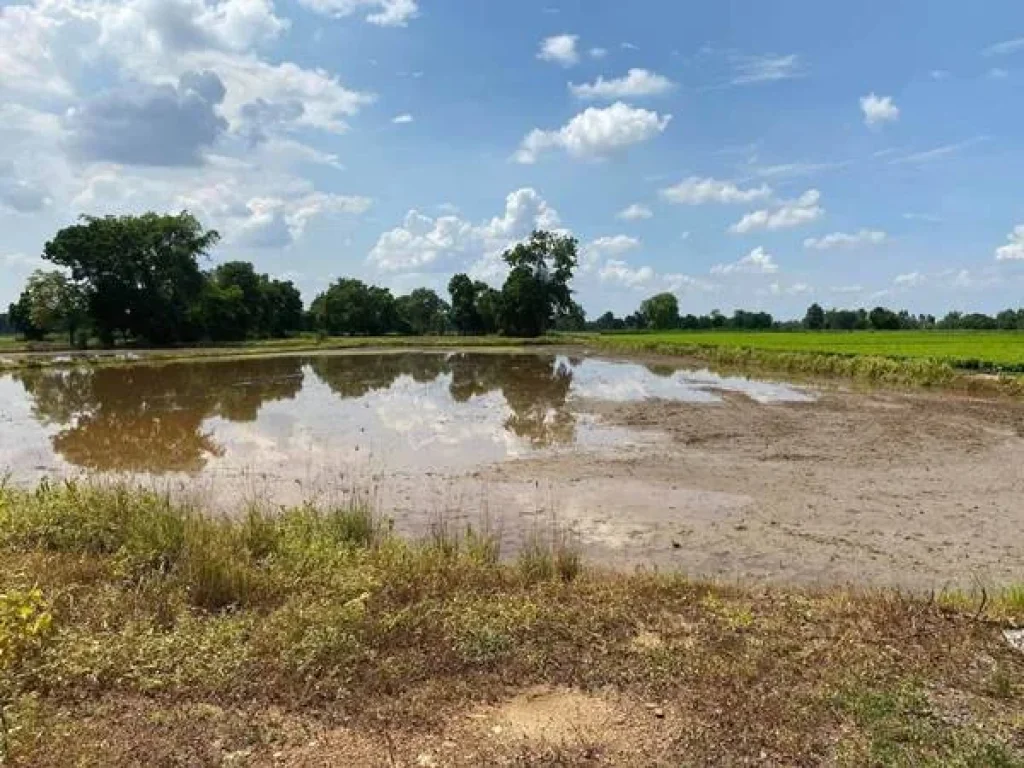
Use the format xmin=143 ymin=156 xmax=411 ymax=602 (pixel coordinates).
xmin=3 ymin=211 xmax=1024 ymax=346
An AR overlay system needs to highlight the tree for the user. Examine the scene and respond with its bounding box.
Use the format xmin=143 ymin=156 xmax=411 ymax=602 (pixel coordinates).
xmin=640 ymin=292 xmax=680 ymax=330
xmin=209 ymin=262 xmax=303 ymax=339
xmin=310 ymin=279 xmax=399 ymax=336
xmin=448 ymin=274 xmax=481 ymax=334
xmin=397 ymin=288 xmax=449 ymax=335
xmin=473 ymin=282 xmax=502 ymax=335
xmin=43 ymin=212 xmax=219 ymax=345
xmin=803 ymin=302 xmax=825 ymax=331
xmin=868 ymin=306 xmax=900 ymax=330
xmin=10 ymin=270 xmax=87 ymax=344
xmin=497 ymin=230 xmax=579 ymax=338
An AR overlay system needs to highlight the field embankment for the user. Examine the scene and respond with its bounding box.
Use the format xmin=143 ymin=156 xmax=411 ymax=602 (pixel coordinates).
xmin=0 ymin=334 xmax=559 ymax=372
xmin=578 ymin=330 xmax=1024 ymax=393
xmin=1 ymin=482 xmax=1022 ymax=765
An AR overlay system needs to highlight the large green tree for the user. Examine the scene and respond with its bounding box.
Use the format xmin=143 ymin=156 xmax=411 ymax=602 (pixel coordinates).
xmin=497 ymin=230 xmax=579 ymax=338
xmin=43 ymin=212 xmax=219 ymax=345
xmin=396 ymin=288 xmax=450 ymax=335
xmin=310 ymin=279 xmax=399 ymax=336
xmin=803 ymin=302 xmax=825 ymax=331
xmin=640 ymin=292 xmax=680 ymax=330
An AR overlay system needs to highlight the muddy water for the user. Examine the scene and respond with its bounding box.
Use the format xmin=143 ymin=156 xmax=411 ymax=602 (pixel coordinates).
xmin=0 ymin=350 xmax=824 ymax=571
xmin=0 ymin=351 xmax=810 ymax=482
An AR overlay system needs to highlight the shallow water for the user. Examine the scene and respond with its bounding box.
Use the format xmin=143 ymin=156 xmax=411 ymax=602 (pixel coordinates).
xmin=0 ymin=351 xmax=812 ymax=497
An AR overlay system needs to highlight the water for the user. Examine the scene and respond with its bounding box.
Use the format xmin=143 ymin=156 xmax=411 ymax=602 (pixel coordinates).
xmin=0 ymin=351 xmax=812 ymax=497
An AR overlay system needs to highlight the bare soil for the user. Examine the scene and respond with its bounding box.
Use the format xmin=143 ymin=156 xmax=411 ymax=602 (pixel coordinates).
xmin=411 ymin=385 xmax=1024 ymax=592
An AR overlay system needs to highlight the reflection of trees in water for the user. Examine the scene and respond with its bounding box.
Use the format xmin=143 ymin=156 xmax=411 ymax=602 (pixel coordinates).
xmin=14 ymin=357 xmax=303 ymax=473
xmin=452 ymin=354 xmax=575 ymax=447
xmin=310 ymin=352 xmax=576 ymax=446
xmin=309 ymin=353 xmax=450 ymax=399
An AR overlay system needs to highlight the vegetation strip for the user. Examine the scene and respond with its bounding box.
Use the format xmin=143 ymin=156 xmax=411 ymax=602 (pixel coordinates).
xmin=0 ymin=482 xmax=1022 ymax=765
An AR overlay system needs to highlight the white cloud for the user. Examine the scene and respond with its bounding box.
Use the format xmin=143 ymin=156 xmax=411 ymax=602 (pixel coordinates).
xmin=392 ymin=113 xmax=414 ymax=124
xmin=538 ymin=34 xmax=579 ymax=67
xmin=296 ymin=0 xmax=419 ymax=26
xmin=598 ymin=259 xmax=709 ymax=294
xmin=729 ymin=53 xmax=803 ymax=85
xmin=514 ymin=102 xmax=671 ymax=164
xmin=860 ymin=93 xmax=899 ymax=127
xmin=983 ymin=38 xmax=1024 ymax=57
xmin=616 ymin=203 xmax=653 ymax=221
xmin=581 ymin=234 xmax=639 ymax=271
xmin=711 ymin=246 xmax=779 ymax=275
xmin=589 ymin=47 xmax=607 ymax=59
xmin=730 ymin=190 xmax=823 ymax=234
xmin=995 ymin=225 xmax=1024 ymax=261
xmin=893 ymin=271 xmax=925 ymax=287
xmin=804 ymin=230 xmax=887 ymax=250
xmin=660 ymin=176 xmax=772 ymax=205
xmin=368 ymin=188 xmax=561 ymax=273
xmin=599 ymin=259 xmax=654 ymax=288
xmin=569 ymin=68 xmax=675 ymax=100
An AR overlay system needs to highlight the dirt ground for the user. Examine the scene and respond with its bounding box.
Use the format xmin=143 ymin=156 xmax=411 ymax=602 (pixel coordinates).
xmin=380 ymin=379 xmax=1024 ymax=593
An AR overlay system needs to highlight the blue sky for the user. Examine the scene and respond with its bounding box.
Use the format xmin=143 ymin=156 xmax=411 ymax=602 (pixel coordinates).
xmin=2 ymin=0 xmax=1024 ymax=319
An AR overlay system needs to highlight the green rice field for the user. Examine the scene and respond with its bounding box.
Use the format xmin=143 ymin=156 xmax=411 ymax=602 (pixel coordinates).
xmin=588 ymin=330 xmax=1024 ymax=371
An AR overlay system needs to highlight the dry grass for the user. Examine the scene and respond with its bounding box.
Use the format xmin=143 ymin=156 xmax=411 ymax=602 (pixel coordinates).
xmin=1 ymin=482 xmax=1022 ymax=765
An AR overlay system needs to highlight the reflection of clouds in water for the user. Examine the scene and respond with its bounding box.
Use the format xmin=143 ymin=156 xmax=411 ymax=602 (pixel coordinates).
xmin=566 ymin=357 xmax=813 ymax=404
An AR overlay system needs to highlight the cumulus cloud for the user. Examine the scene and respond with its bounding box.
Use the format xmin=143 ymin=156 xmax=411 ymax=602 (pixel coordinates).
xmin=711 ymin=246 xmax=779 ymax=275
xmin=599 ymin=259 xmax=710 ymax=293
xmin=66 ymin=70 xmax=227 ymax=166
xmin=730 ymin=190 xmax=823 ymax=234
xmin=368 ymin=188 xmax=561 ymax=273
xmin=804 ymin=229 xmax=887 ymax=250
xmin=538 ymin=34 xmax=580 ymax=66
xmin=660 ymin=176 xmax=771 ymax=205
xmin=392 ymin=113 xmax=414 ymax=124
xmin=514 ymin=102 xmax=671 ymax=164
xmin=599 ymin=260 xmax=654 ymax=288
xmin=569 ymin=68 xmax=675 ymax=100
xmin=860 ymin=93 xmax=899 ymax=127
xmin=296 ymin=0 xmax=419 ymax=26
xmin=995 ymin=225 xmax=1024 ymax=261
xmin=133 ymin=0 xmax=290 ymax=53
xmin=580 ymin=234 xmax=640 ymax=272
xmin=616 ymin=203 xmax=653 ymax=221
xmin=0 ymin=161 xmax=50 ymax=213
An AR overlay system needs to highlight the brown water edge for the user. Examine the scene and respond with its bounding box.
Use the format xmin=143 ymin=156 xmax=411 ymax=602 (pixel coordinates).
xmin=1 ymin=348 xmax=1023 ymax=591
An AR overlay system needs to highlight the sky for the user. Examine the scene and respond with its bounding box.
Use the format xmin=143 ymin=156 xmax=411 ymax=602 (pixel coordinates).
xmin=2 ymin=0 xmax=1024 ymax=320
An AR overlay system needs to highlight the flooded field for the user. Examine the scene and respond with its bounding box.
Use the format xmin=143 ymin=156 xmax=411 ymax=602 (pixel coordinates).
xmin=2 ymin=349 xmax=1023 ymax=589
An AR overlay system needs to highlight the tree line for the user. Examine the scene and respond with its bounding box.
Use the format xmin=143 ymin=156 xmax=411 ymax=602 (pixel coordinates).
xmin=5 ymin=211 xmax=1024 ymax=344
xmin=5 ymin=214 xmax=582 ymax=346
xmin=590 ymin=293 xmax=1024 ymax=333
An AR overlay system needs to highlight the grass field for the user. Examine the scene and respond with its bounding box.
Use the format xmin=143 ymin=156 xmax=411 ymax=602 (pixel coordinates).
xmin=0 ymin=481 xmax=1022 ymax=765
xmin=588 ymin=330 xmax=1024 ymax=370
